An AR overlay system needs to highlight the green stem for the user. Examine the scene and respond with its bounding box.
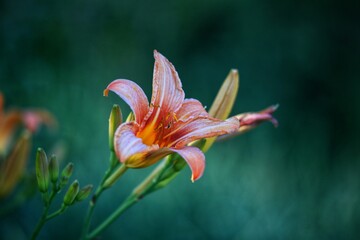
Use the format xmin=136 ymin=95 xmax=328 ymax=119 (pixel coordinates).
xmin=30 ymin=189 xmax=58 ymax=240
xmin=31 ymin=205 xmax=50 ymax=240
xmin=81 ymin=152 xmax=124 ymax=239
xmin=86 ymin=158 xmax=172 ymax=239
xmin=86 ymin=194 xmax=138 ymax=239
xmin=102 ymin=164 xmax=128 ymax=189
xmin=46 ymin=204 xmax=67 ymax=221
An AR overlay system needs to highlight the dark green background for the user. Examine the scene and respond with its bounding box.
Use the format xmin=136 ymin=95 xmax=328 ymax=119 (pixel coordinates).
xmin=1 ymin=0 xmax=359 ymax=239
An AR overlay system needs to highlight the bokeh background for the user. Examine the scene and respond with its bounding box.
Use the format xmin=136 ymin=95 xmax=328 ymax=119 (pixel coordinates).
xmin=1 ymin=0 xmax=359 ymax=239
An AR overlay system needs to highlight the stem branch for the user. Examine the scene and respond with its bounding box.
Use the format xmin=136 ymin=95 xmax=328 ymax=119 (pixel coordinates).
xmin=86 ymin=157 xmax=172 ymax=239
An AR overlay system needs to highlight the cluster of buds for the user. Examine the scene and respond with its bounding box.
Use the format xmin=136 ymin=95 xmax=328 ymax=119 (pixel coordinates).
xmin=35 ymin=148 xmax=93 ymax=206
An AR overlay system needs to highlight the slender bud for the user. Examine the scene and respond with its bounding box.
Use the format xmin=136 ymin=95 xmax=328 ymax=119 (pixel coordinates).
xmin=203 ymin=69 xmax=239 ymax=152
xmin=75 ymin=184 xmax=93 ymax=202
xmin=208 ymin=69 xmax=239 ymax=120
xmin=48 ymin=154 xmax=59 ymax=183
xmin=108 ymin=104 xmax=122 ymax=152
xmin=59 ymin=162 xmax=74 ymax=188
xmin=35 ymin=148 xmax=49 ymax=193
xmin=63 ymin=180 xmax=79 ymax=205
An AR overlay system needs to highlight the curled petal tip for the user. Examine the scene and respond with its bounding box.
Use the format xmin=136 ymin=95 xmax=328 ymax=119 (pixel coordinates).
xmin=270 ymin=117 xmax=279 ymax=128
xmin=153 ymin=49 xmax=160 ymax=57
xmin=263 ymin=104 xmax=279 ymax=127
xmin=269 ymin=104 xmax=279 ymax=112
xmin=103 ymin=89 xmax=109 ymax=97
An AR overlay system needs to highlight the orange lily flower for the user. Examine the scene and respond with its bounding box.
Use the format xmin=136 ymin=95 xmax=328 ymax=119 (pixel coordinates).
xmin=104 ymin=51 xmax=240 ymax=181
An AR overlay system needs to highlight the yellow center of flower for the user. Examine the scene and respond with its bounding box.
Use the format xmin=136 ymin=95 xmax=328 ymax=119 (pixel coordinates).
xmin=137 ymin=111 xmax=178 ymax=146
xmin=137 ymin=121 xmax=157 ymax=145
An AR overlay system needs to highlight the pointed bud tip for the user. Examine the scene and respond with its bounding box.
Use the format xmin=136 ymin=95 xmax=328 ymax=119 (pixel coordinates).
xmin=75 ymin=184 xmax=93 ymax=201
xmin=230 ymin=69 xmax=238 ymax=76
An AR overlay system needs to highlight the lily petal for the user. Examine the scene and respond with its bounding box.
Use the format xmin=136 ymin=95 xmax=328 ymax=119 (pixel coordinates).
xmin=167 ymin=116 xmax=240 ymax=148
xmin=176 ymin=98 xmax=209 ymax=122
xmin=114 ymin=122 xmax=170 ymax=168
xmin=171 ymin=146 xmax=205 ymax=182
xmin=142 ymin=51 xmax=185 ymax=128
xmin=104 ymin=79 xmax=149 ymax=123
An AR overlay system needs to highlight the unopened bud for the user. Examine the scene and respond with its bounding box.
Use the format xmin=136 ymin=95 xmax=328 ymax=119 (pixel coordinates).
xmin=48 ymin=154 xmax=59 ymax=183
xmin=109 ymin=104 xmax=122 ymax=152
xmin=63 ymin=180 xmax=79 ymax=205
xmin=35 ymin=148 xmax=49 ymax=193
xmin=59 ymin=162 xmax=74 ymax=188
xmin=203 ymin=69 xmax=239 ymax=152
xmin=75 ymin=184 xmax=93 ymax=202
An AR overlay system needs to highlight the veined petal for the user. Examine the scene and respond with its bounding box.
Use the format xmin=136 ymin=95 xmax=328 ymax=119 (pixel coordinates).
xmin=176 ymin=98 xmax=209 ymax=122
xmin=167 ymin=117 xmax=239 ymax=148
xmin=104 ymin=79 xmax=149 ymax=123
xmin=114 ymin=122 xmax=170 ymax=168
xmin=141 ymin=51 xmax=185 ymax=128
xmin=171 ymin=146 xmax=205 ymax=182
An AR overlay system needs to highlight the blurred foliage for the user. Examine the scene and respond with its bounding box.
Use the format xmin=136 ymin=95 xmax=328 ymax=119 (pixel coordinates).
xmin=1 ymin=0 xmax=359 ymax=239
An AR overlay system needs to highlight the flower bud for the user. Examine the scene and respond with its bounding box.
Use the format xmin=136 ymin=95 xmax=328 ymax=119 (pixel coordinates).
xmin=63 ymin=180 xmax=79 ymax=205
xmin=203 ymin=69 xmax=239 ymax=152
xmin=208 ymin=69 xmax=239 ymax=120
xmin=108 ymin=104 xmax=122 ymax=152
xmin=35 ymin=148 xmax=49 ymax=193
xmin=48 ymin=154 xmax=59 ymax=183
xmin=75 ymin=184 xmax=93 ymax=202
xmin=59 ymin=162 xmax=74 ymax=188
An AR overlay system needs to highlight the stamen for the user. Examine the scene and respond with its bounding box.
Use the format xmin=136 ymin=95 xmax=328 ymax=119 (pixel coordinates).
xmin=173 ymin=113 xmax=178 ymax=122
xmin=154 ymin=123 xmax=163 ymax=131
